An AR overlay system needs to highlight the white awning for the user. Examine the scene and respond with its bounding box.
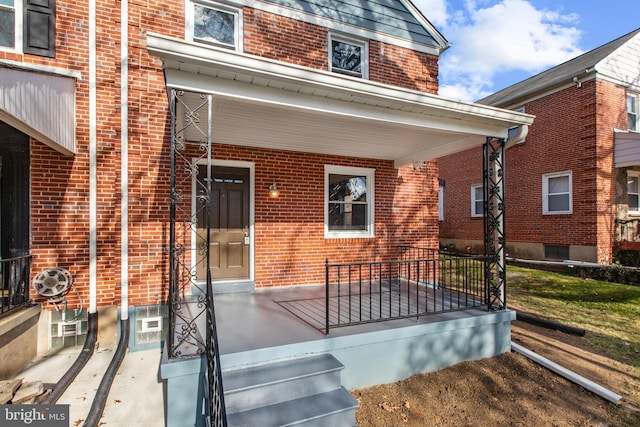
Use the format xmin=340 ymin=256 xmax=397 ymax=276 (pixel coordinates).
xmin=615 ymin=129 xmax=640 ymax=168
xmin=147 ymin=33 xmax=534 ymax=167
xmin=0 ymin=62 xmax=77 ymax=156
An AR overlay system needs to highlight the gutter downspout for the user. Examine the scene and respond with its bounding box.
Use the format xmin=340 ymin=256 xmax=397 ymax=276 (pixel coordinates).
xmin=82 ymin=0 xmax=130 ymax=424
xmin=511 ymin=342 xmax=622 ymax=404
xmin=42 ymin=0 xmax=101 ymax=405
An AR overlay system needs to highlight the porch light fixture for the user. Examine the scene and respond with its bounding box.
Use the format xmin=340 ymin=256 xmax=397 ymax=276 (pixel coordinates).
xmin=268 ymin=183 xmax=280 ymax=198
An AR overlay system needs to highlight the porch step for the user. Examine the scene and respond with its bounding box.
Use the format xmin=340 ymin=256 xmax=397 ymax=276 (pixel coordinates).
xmin=223 ymin=354 xmax=358 ymax=427
xmin=226 ymin=387 xmax=357 ymax=427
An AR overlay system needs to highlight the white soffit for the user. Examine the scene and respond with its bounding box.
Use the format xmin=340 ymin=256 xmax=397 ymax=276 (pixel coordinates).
xmin=0 ymin=65 xmax=76 ymax=156
xmin=147 ymin=33 xmax=533 ymax=167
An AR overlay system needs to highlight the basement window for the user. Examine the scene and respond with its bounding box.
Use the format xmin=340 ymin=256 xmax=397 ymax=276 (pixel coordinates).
xmin=544 ymin=244 xmax=569 ymax=261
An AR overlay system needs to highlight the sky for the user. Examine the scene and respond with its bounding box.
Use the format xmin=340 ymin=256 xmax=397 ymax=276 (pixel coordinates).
xmin=412 ymin=0 xmax=640 ymax=102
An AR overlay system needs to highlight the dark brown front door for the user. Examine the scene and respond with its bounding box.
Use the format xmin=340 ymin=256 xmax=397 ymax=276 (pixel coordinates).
xmin=196 ymin=166 xmax=250 ymax=281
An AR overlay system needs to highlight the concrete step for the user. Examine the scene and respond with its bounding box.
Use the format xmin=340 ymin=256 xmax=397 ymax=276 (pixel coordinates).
xmin=223 ymin=353 xmax=344 ymax=413
xmin=226 ymin=387 xmax=358 ymax=427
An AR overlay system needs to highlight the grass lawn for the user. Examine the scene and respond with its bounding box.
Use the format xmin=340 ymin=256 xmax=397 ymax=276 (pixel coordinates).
xmin=507 ymin=264 xmax=640 ymax=373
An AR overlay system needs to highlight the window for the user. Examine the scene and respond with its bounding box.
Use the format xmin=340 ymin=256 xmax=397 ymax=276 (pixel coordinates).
xmin=190 ymin=1 xmax=241 ymax=50
xmin=325 ymin=165 xmax=374 ymax=238
xmin=544 ymin=244 xmax=569 ymax=260
xmin=628 ymin=171 xmax=640 ymax=214
xmin=628 ymin=94 xmax=638 ymax=131
xmin=0 ymin=0 xmax=17 ymax=49
xmin=471 ymin=184 xmax=484 ymax=217
xmin=543 ymin=171 xmax=572 ymax=214
xmin=1 ymin=0 xmax=55 ymax=57
xmin=329 ymin=34 xmax=367 ymax=79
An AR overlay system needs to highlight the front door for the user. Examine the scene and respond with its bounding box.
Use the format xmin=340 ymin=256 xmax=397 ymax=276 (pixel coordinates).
xmin=196 ymin=165 xmax=250 ymax=281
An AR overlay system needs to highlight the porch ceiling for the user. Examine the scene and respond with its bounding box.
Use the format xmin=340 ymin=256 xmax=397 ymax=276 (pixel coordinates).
xmin=147 ymin=33 xmax=534 ymax=167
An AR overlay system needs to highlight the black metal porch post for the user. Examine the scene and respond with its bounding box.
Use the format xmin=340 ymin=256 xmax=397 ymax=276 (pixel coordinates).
xmin=483 ymin=137 xmax=507 ymax=310
xmin=168 ymin=90 xmax=227 ymax=425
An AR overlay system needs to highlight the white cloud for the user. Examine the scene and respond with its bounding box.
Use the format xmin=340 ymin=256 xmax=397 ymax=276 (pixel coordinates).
xmin=412 ymin=0 xmax=449 ymax=28
xmin=414 ymin=0 xmax=584 ymax=101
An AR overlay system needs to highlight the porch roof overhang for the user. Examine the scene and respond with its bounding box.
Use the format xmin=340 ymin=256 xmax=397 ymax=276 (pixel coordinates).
xmin=147 ymin=33 xmax=534 ymax=168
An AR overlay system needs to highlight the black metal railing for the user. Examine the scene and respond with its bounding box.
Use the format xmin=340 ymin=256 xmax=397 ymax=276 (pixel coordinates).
xmin=1 ymin=254 xmax=34 ymax=316
xmin=324 ymin=251 xmax=486 ymax=334
xmin=616 ymin=218 xmax=640 ymax=242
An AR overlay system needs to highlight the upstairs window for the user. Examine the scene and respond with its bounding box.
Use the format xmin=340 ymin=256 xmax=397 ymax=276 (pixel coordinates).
xmin=471 ymin=184 xmax=484 ymax=217
xmin=325 ymin=165 xmax=374 ymax=238
xmin=627 ymin=94 xmax=638 ymax=131
xmin=628 ymin=171 xmax=640 ymax=214
xmin=329 ymin=34 xmax=367 ymax=79
xmin=0 ymin=0 xmax=17 ymax=49
xmin=1 ymin=0 xmax=56 ymax=57
xmin=543 ymin=171 xmax=572 ymax=214
xmin=190 ymin=1 xmax=241 ymax=50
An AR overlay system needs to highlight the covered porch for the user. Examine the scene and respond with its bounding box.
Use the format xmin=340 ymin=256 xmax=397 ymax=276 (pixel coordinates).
xmin=147 ymin=32 xmax=533 ymax=426
xmin=162 ymin=277 xmax=515 ymax=427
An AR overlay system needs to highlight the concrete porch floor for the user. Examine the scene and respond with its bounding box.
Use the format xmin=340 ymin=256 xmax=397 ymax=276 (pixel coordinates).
xmin=12 ymin=285 xmax=513 ymax=426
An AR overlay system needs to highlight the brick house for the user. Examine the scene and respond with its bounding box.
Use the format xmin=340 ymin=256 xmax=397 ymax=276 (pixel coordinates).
xmin=439 ymin=28 xmax=640 ymax=265
xmin=1 ymin=0 xmax=532 ymax=423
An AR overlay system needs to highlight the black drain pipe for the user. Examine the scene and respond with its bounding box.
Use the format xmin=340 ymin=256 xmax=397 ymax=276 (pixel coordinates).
xmin=83 ymin=318 xmax=130 ymax=427
xmin=43 ymin=312 xmax=98 ymax=404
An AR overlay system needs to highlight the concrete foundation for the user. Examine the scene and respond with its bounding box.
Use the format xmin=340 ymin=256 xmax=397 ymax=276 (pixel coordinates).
xmin=0 ymin=305 xmax=41 ymax=379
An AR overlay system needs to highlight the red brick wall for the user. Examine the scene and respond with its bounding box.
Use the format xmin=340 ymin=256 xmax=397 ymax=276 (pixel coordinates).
xmin=180 ymin=144 xmax=439 ymax=288
xmin=243 ymin=8 xmax=439 ymax=94
xmin=8 ymin=2 xmax=440 ymax=309
xmin=437 ymin=147 xmax=484 ymax=242
xmin=439 ymin=79 xmax=626 ymax=263
xmin=594 ymin=79 xmax=626 ymax=263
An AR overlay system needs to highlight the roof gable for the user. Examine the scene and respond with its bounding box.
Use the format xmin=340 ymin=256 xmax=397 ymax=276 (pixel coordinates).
xmin=479 ymin=28 xmax=640 ymax=107
xmin=243 ymin=0 xmax=448 ymax=53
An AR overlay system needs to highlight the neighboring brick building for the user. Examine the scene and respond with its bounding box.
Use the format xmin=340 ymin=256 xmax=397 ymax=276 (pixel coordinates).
xmin=439 ymin=29 xmax=640 ymax=265
xmin=0 ymin=0 xmax=531 ymax=366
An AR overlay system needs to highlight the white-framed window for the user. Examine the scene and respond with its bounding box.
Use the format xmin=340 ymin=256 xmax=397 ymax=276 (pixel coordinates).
xmin=542 ymin=171 xmax=572 ymax=214
xmin=187 ymin=0 xmax=242 ymax=50
xmin=628 ymin=171 xmax=640 ymax=214
xmin=325 ymin=165 xmax=374 ymax=238
xmin=438 ymin=185 xmax=444 ymax=221
xmin=471 ymin=184 xmax=484 ymax=217
xmin=0 ymin=0 xmax=21 ymax=52
xmin=328 ymin=33 xmax=368 ymax=79
xmin=628 ymin=94 xmax=638 ymax=131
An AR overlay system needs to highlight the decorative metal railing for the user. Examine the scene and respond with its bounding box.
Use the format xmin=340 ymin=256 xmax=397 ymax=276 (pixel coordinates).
xmin=324 ymin=251 xmax=486 ymax=334
xmin=616 ymin=218 xmax=640 ymax=243
xmin=483 ymin=137 xmax=507 ymax=311
xmin=168 ymin=89 xmax=227 ymax=426
xmin=0 ymin=254 xmax=34 ymax=316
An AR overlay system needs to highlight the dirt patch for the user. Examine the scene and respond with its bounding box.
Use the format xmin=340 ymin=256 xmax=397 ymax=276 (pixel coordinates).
xmin=354 ymin=320 xmax=640 ymax=426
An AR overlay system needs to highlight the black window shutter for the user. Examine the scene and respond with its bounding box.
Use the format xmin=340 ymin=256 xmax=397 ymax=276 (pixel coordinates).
xmin=23 ymin=0 xmax=56 ymax=57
